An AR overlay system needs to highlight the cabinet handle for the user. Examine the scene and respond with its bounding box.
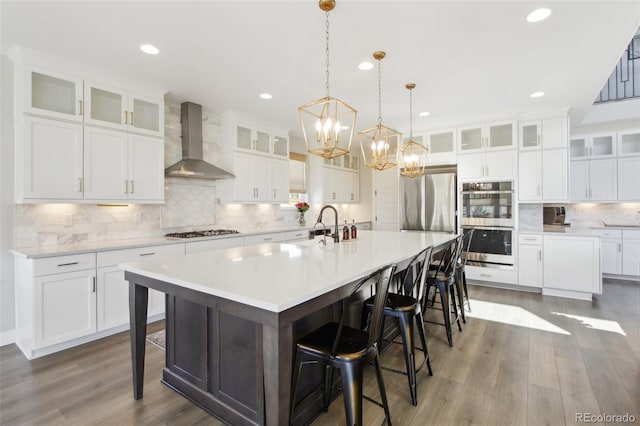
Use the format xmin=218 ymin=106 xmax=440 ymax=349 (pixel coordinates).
xmin=585 ymin=189 xmax=588 ymax=198
xmin=124 ymin=110 xmax=128 ymax=125
xmin=78 ymin=177 xmax=83 ymax=193
xmin=264 ymin=237 xmax=272 ymax=241
xmin=538 ymin=250 xmax=542 ymax=261
xmin=139 ymin=252 xmax=156 ymax=256
xmin=130 ymin=180 xmax=134 ymax=194
xmin=130 ymin=112 xmax=134 ymax=125
xmin=523 ymin=237 xmax=537 ymax=241
xmin=92 ymin=276 xmax=96 ymax=293
xmin=57 ymin=261 xmax=79 ymax=267
xmin=537 ymin=185 xmax=541 ymax=197
xmin=537 ymin=134 xmax=540 ymax=146
xmin=333 ymin=192 xmax=336 ymax=200
xmin=589 ymin=188 xmax=592 ymax=198
xmin=256 ymin=188 xmax=259 ymax=198
xmin=273 ymin=188 xmax=276 ymax=198
xmin=124 ymin=180 xmax=129 ymax=194
xmin=618 ymin=243 xmax=621 ymax=252
xmin=480 ymin=273 xmax=491 ymax=277
xmin=78 ymin=100 xmax=83 ymax=116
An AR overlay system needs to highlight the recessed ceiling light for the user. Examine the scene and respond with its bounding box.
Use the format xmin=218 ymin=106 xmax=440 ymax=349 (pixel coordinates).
xmin=139 ymin=44 xmax=159 ymax=55
xmin=419 ymin=111 xmax=430 ymax=117
xmin=526 ymin=8 xmax=551 ymax=23
xmin=259 ymin=93 xmax=272 ymax=100
xmin=358 ymin=61 xmax=374 ymax=71
xmin=530 ymin=91 xmax=545 ymax=98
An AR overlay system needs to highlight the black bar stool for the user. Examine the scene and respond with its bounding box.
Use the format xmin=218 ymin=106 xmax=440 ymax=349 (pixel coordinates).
xmin=360 ymin=247 xmax=434 ymax=406
xmin=425 ymin=235 xmax=463 ymax=347
xmin=456 ymin=228 xmax=475 ymax=319
xmin=289 ymin=264 xmax=396 ymax=426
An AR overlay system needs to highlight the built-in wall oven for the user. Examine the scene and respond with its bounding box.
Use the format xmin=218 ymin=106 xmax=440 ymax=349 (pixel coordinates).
xmin=461 ymin=181 xmax=514 ymax=268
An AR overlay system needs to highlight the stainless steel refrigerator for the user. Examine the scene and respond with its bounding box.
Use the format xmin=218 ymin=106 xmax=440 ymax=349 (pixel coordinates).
xmin=400 ymin=165 xmax=457 ymax=233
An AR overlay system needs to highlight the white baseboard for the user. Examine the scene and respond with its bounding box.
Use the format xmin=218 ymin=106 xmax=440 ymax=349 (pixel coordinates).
xmin=0 ymin=329 xmax=15 ymax=346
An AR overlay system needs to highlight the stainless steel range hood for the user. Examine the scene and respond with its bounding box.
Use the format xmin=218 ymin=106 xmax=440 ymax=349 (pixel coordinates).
xmin=165 ymin=102 xmax=235 ymax=179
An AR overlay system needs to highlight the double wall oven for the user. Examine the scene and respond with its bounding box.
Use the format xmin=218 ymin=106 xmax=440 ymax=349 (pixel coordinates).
xmin=461 ymin=181 xmax=514 ymax=268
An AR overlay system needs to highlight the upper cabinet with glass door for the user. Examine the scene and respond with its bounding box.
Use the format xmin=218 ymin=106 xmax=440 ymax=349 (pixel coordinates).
xmin=25 ymin=66 xmax=84 ymax=122
xmin=84 ymin=81 xmax=164 ymax=137
xmin=617 ymin=129 xmax=640 ymax=157
xmin=519 ymin=117 xmax=568 ymax=151
xmin=426 ymin=129 xmax=457 ymax=165
xmin=458 ymin=121 xmax=516 ymax=154
xmin=569 ymin=133 xmax=616 ymax=160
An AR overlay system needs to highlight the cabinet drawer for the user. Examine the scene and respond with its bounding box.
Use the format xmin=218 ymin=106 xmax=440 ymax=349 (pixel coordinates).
xmin=97 ymin=244 xmax=185 ymax=267
xmin=518 ymin=234 xmax=542 ymax=244
xmin=244 ymin=232 xmax=288 ymax=246
xmin=591 ymin=229 xmax=622 ymax=238
xmin=286 ymin=230 xmax=308 ymax=241
xmin=465 ymin=266 xmax=517 ymax=284
xmin=34 ymin=253 xmax=96 ymax=276
xmin=358 ymin=222 xmax=372 ymax=230
xmin=623 ymin=230 xmax=640 ymax=240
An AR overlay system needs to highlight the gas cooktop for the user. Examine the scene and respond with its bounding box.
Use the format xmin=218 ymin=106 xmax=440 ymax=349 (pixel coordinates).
xmin=165 ymin=229 xmax=240 ymax=239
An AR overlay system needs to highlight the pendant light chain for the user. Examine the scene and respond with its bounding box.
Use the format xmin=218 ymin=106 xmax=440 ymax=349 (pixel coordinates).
xmin=377 ymin=58 xmax=383 ymax=125
xmin=325 ymin=11 xmax=330 ymax=99
xmin=409 ymin=86 xmax=413 ymax=140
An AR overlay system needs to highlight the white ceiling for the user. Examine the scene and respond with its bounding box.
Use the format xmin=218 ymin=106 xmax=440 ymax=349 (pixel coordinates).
xmin=2 ymin=1 xmax=639 ymax=139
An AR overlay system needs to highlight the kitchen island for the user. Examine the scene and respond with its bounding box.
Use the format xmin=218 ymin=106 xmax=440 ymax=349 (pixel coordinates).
xmin=122 ymin=230 xmax=456 ymax=425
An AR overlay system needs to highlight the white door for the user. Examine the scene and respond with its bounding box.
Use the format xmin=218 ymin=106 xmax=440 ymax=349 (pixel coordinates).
xmin=486 ymin=121 xmax=515 ymax=150
xmin=233 ymin=153 xmax=256 ymax=201
xmin=601 ymin=239 xmax=622 ymax=275
xmin=518 ymin=151 xmax=541 ymax=201
xmin=83 ymin=126 xmax=128 ymax=200
xmin=457 ymin=153 xmax=485 ymax=180
xmin=128 ymin=134 xmax=164 ymax=201
xmin=23 ymin=117 xmax=84 ymax=200
xmin=543 ymin=236 xmax=600 ymax=293
xmin=589 ymin=159 xmax=617 ymax=201
xmin=323 ymin=168 xmax=338 ymax=202
xmin=373 ymin=167 xmax=399 ymax=231
xmin=346 ymin=172 xmax=359 ymax=203
xmin=271 ymin=158 xmax=290 ymax=202
xmin=97 ymin=266 xmax=129 ymax=330
xmin=253 ymin=157 xmax=272 ymax=202
xmin=569 ymin=161 xmax=589 ymax=201
xmin=128 ymin=92 xmax=164 ymax=137
xmin=458 ymin=125 xmax=483 ymax=153
xmin=542 ymin=149 xmax=568 ymax=201
xmin=541 ymin=117 xmax=567 ymax=149
xmin=485 ymin=150 xmax=516 ymax=179
xmin=622 ymin=240 xmax=640 ymax=276
xmin=518 ymin=244 xmax=542 ymax=287
xmin=26 ymin=66 xmax=83 ymax=122
xmin=84 ymin=81 xmax=128 ymax=131
xmin=35 ymin=270 xmax=97 ymax=348
xmin=617 ymin=157 xmax=640 ymax=201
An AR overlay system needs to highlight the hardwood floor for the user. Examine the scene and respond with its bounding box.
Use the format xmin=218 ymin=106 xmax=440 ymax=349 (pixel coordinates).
xmin=1 ymin=279 xmax=638 ymax=425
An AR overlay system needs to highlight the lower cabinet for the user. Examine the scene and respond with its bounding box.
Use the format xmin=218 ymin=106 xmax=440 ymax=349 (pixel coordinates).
xmin=622 ymin=230 xmax=640 ymax=277
xmin=591 ymin=229 xmax=622 ymax=275
xmin=517 ymin=234 xmax=542 ymax=287
xmin=543 ymin=235 xmax=601 ymax=299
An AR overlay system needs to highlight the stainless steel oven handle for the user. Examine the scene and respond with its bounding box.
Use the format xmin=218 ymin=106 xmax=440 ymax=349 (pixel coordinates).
xmin=461 ymin=190 xmax=514 ymax=195
xmin=461 ymin=225 xmax=514 ymax=231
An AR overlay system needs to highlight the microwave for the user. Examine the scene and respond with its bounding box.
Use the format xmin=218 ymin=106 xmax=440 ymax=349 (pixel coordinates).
xmin=543 ymin=206 xmax=568 ymax=225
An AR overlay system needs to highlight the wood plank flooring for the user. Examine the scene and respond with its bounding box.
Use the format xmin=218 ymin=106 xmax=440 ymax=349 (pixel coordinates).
xmin=1 ymin=279 xmax=638 ymax=425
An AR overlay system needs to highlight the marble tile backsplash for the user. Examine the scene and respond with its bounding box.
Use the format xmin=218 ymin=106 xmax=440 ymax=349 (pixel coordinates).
xmin=518 ymin=202 xmax=640 ymax=230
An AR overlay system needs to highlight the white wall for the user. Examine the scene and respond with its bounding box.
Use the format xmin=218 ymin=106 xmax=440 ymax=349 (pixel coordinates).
xmin=1 ymin=54 xmax=16 ymax=343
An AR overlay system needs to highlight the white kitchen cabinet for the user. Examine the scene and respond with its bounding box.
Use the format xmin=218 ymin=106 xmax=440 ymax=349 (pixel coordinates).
xmin=425 ymin=129 xmax=457 ymax=165
xmin=83 ymin=127 xmax=164 ymax=202
xmin=518 ymin=151 xmax=541 ymax=201
xmin=622 ymin=230 xmax=640 ymax=277
xmin=617 ymin=129 xmax=640 ymax=157
xmin=273 ymin=134 xmax=289 ymax=158
xmin=542 ymin=149 xmax=568 ymax=201
xmin=185 ymin=237 xmax=244 ymax=254
xmin=617 ymin=157 xmax=640 ymax=201
xmin=286 ymin=230 xmax=308 ymax=241
xmin=322 ymin=167 xmax=359 ymax=203
xmin=458 ymin=120 xmax=516 ymax=154
xmin=458 ymin=150 xmax=516 ymax=180
xmin=84 ymin=81 xmax=164 ymax=137
xmin=271 ymin=158 xmax=290 ymax=203
xmin=15 ymin=252 xmax=98 ymax=358
xmin=24 ymin=65 xmax=84 ymax=122
xmin=96 ymin=244 xmax=184 ymax=330
xmin=518 ymin=234 xmax=542 ymax=287
xmin=592 ymin=229 xmax=622 ymax=275
xmin=231 ymin=152 xmax=274 ymax=202
xmin=222 ymin=111 xmax=289 ymax=158
xmin=569 ymin=159 xmax=617 ymax=201
xmin=570 ymin=133 xmax=616 ymax=160
xmin=17 ymin=116 xmax=84 ymax=201
xmin=543 ymin=235 xmax=601 ymax=300
xmin=519 ymin=117 xmax=568 ymax=151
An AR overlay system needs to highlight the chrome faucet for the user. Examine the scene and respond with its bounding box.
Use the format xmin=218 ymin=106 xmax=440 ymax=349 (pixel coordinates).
xmin=316 ymin=205 xmax=340 ymax=243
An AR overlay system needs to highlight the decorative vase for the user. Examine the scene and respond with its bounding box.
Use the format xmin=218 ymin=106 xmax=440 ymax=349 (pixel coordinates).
xmin=298 ymin=212 xmax=306 ymax=227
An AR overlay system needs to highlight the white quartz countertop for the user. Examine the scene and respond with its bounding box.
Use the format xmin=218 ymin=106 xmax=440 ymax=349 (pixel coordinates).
xmin=121 ymin=230 xmax=455 ymax=313
xmin=12 ymin=222 xmax=372 ymax=259
xmin=519 ymin=225 xmax=640 ymax=237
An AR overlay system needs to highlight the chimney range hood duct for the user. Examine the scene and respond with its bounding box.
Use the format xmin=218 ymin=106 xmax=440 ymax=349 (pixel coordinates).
xmin=165 ymin=102 xmax=235 ymax=180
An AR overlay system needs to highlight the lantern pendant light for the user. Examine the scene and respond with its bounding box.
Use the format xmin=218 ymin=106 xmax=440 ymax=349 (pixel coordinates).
xmin=298 ymin=0 xmax=357 ymax=160
xmin=359 ymin=51 xmax=401 ymax=171
xmin=399 ymin=83 xmax=428 ymax=178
